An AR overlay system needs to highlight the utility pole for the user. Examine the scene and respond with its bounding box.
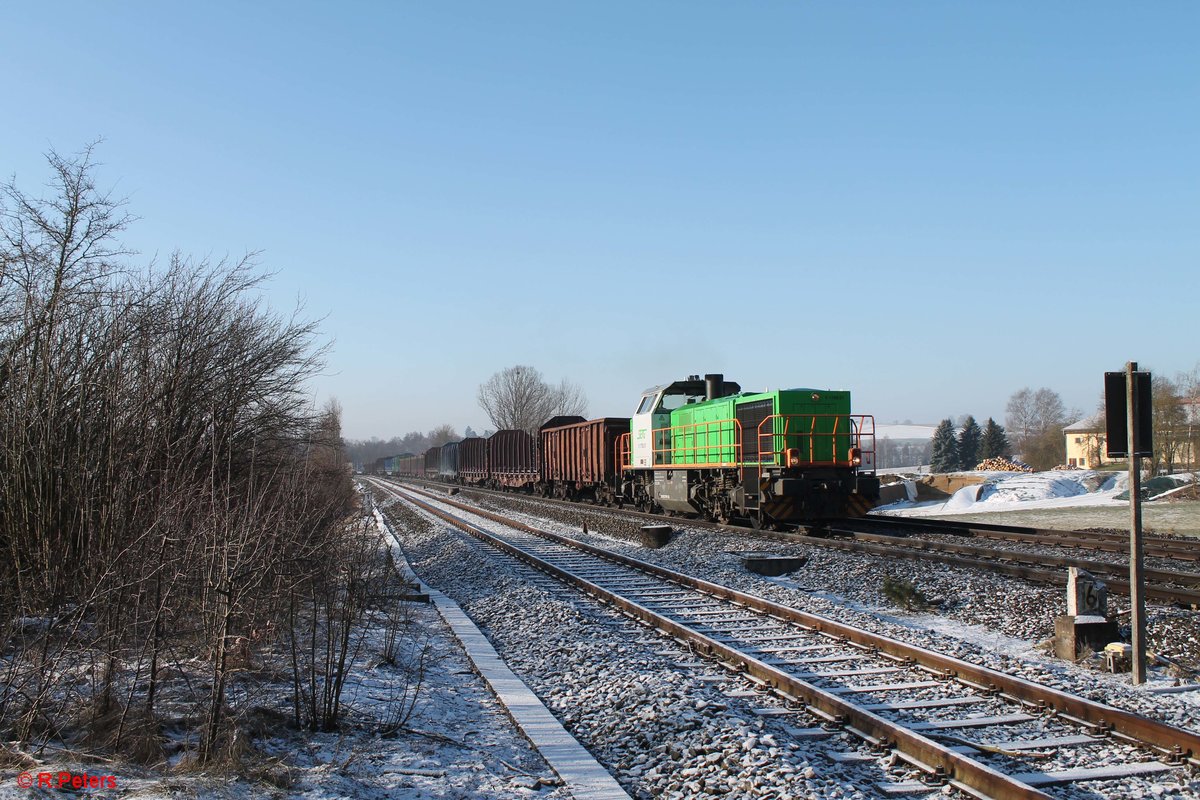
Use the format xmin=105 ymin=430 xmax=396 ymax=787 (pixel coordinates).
xmin=1126 ymin=361 xmax=1148 ymax=684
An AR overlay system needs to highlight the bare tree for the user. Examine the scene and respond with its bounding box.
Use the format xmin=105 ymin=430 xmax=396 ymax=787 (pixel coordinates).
xmin=1032 ymin=388 xmax=1068 ymax=434
xmin=477 ymin=365 xmax=588 ymax=433
xmin=427 ymin=424 xmax=459 ymax=446
xmin=1005 ymin=388 xmax=1036 ymax=447
xmin=1151 ymin=375 xmax=1187 ymax=475
xmin=0 ymin=144 xmax=361 ymax=764
xmin=550 ymin=377 xmax=588 ymax=418
xmin=1005 ymin=386 xmax=1070 ymax=466
xmin=1006 ymin=387 xmax=1073 ymax=469
xmin=1182 ymin=366 xmax=1200 ymax=474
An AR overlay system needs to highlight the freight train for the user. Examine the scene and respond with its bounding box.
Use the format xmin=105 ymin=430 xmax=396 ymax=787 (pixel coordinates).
xmin=376 ymin=374 xmax=878 ymax=527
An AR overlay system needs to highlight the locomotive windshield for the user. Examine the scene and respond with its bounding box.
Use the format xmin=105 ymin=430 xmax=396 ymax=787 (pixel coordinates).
xmin=659 ymin=392 xmax=703 ymax=411
xmin=635 ymin=389 xmax=705 ymax=415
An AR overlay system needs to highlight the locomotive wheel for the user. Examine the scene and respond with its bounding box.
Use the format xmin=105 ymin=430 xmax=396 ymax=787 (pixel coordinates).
xmin=749 ymin=513 xmax=777 ymax=532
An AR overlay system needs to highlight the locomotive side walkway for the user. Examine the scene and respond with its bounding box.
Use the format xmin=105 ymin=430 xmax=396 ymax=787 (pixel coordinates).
xmin=372 ymin=506 xmax=632 ymax=800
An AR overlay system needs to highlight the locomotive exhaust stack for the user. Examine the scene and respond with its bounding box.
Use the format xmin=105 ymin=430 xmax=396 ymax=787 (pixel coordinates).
xmin=704 ymin=373 xmax=723 ymax=401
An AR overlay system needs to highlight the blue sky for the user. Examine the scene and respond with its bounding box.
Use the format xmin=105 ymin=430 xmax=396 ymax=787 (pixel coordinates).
xmin=3 ymin=3 xmax=1197 ymax=439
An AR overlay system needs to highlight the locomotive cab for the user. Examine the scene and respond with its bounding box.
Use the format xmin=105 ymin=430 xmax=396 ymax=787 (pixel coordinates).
xmin=630 ymin=374 xmax=740 ymax=468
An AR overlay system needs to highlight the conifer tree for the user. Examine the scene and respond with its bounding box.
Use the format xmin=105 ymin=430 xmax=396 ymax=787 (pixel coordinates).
xmin=930 ymin=419 xmax=959 ymax=473
xmin=957 ymin=416 xmax=982 ymax=470
xmin=978 ymin=418 xmax=1011 ymax=460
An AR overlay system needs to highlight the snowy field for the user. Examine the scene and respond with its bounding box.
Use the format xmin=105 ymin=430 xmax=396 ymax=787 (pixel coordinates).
xmin=874 ymin=470 xmax=1200 ymax=536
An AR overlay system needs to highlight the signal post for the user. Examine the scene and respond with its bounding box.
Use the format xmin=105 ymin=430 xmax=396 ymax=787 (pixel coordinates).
xmin=1105 ymin=362 xmax=1152 ymax=684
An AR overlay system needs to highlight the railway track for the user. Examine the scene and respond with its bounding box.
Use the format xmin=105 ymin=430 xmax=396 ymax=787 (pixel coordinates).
xmin=853 ymin=516 xmax=1200 ymax=563
xmin=819 ymin=530 xmax=1200 ymax=608
xmin=368 ymin=478 xmax=1200 ymax=800
xmin=386 ymin=477 xmax=1200 ymax=607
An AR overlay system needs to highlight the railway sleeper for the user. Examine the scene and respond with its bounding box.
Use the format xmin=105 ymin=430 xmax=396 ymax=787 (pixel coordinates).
xmin=377 ymin=480 xmax=1200 ymax=798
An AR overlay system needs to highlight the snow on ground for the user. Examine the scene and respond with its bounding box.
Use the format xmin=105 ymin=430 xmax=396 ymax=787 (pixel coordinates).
xmin=873 ymin=424 xmax=936 ymax=440
xmin=876 ymin=470 xmax=1127 ymax=516
xmin=0 ymin=532 xmax=569 ymax=800
xmin=873 ymin=470 xmax=1200 ymax=535
xmin=873 ymin=470 xmax=1200 ymax=520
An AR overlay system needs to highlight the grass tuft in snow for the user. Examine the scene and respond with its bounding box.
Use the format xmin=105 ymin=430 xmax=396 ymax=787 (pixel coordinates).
xmin=881 ymin=574 xmax=931 ymax=612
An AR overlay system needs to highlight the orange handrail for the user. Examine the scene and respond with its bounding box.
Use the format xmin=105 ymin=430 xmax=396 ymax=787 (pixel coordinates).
xmin=619 ymin=414 xmax=876 ymax=474
xmin=618 ymin=419 xmax=743 ymax=470
xmin=755 ymin=414 xmax=876 ymax=468
xmin=655 ymin=418 xmax=742 ymax=467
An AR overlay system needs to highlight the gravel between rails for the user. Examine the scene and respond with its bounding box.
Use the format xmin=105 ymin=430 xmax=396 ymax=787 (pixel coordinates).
xmin=441 ymin=488 xmax=1200 ymax=725
xmin=375 ymin=482 xmax=1200 ymax=799
xmin=374 ymin=489 xmax=941 ymax=800
xmin=884 ymin=531 xmax=1200 ymax=577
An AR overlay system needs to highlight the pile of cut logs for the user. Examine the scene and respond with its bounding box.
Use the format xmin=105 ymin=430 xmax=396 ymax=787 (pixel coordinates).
xmin=975 ymin=457 xmax=1033 ymax=472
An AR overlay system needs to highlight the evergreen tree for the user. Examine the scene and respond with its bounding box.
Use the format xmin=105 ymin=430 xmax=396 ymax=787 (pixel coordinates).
xmin=957 ymin=416 xmax=982 ymax=470
xmin=930 ymin=419 xmax=959 ymax=473
xmin=978 ymin=418 xmax=1011 ymax=460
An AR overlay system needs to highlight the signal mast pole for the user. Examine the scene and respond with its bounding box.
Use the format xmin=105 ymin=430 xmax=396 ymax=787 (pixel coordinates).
xmin=1126 ymin=361 xmax=1147 ymax=684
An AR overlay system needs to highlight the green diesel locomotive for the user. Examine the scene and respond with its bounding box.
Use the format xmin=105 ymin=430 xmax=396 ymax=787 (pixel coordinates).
xmin=618 ymin=374 xmax=878 ymax=527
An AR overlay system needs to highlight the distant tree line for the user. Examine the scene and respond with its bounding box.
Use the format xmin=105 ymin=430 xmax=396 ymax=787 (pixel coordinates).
xmin=347 ymin=364 xmax=588 ymax=466
xmin=345 ymin=424 xmax=465 ymax=467
xmin=875 ymin=438 xmax=932 ymax=470
xmin=930 ymin=416 xmax=1011 ymax=472
xmin=925 ymin=386 xmax=1083 ymax=472
xmin=904 ymin=372 xmax=1200 ymax=476
xmin=1149 ymin=370 xmax=1199 ymax=475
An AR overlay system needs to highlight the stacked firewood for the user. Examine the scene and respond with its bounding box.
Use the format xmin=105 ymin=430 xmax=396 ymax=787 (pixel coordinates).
xmin=975 ymin=457 xmax=1033 ymax=472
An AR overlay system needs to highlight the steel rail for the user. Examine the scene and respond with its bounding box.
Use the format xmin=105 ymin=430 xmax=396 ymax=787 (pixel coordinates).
xmin=389 ymin=477 xmax=1200 ymax=604
xmin=852 ymin=517 xmax=1200 ymax=561
xmin=808 ymin=533 xmax=1200 ymax=607
xmin=843 ymin=531 xmax=1200 ymax=596
xmin=848 ymin=530 xmax=1200 ymax=586
xmin=376 ymin=480 xmax=1200 ymax=794
xmin=388 ymin=476 xmax=1197 ymax=563
xmin=377 ymin=482 xmax=1049 ymax=800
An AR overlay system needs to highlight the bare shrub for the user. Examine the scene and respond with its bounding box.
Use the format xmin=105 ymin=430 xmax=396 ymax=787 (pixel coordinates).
xmin=0 ymin=145 xmax=360 ymax=765
xmin=882 ymin=574 xmax=930 ymax=612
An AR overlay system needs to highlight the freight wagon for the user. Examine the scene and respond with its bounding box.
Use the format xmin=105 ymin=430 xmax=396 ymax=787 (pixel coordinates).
xmin=458 ymin=437 xmax=488 ymax=486
xmin=488 ymin=429 xmax=538 ymax=489
xmin=538 ymin=416 xmax=629 ymax=504
xmin=424 ymin=446 xmax=442 ymax=479
xmin=438 ymin=441 xmax=460 ymax=481
xmin=396 ymin=454 xmax=423 ymax=478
